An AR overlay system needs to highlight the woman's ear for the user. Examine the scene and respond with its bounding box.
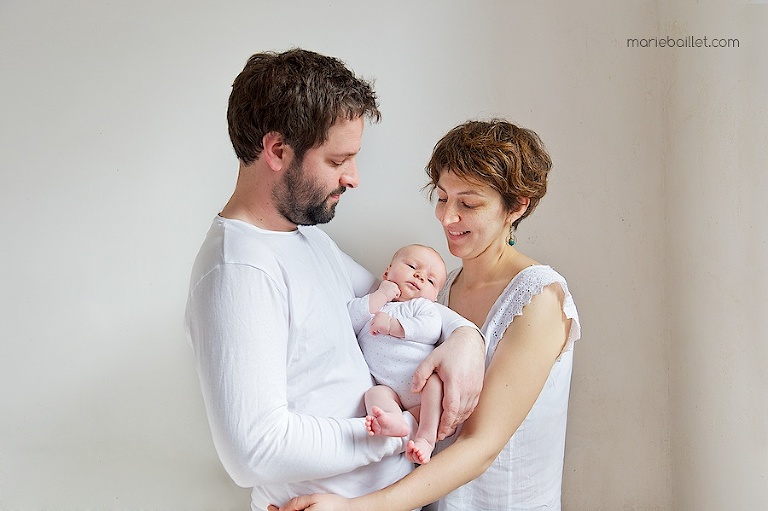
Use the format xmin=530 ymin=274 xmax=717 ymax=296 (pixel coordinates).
xmin=508 ymin=197 xmax=531 ymax=223
xmin=262 ymin=132 xmax=292 ymax=172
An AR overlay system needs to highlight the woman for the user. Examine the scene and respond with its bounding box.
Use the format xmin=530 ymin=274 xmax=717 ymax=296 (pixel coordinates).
xmin=272 ymin=119 xmax=581 ymax=511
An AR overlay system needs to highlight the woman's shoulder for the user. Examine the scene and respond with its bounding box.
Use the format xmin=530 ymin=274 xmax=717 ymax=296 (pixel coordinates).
xmin=510 ymin=264 xmax=567 ymax=292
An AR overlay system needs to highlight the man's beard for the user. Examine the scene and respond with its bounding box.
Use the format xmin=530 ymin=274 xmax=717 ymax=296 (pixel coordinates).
xmin=273 ymin=157 xmax=345 ymax=226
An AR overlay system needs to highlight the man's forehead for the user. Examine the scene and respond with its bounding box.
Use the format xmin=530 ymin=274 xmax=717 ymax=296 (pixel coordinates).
xmin=315 ymin=117 xmax=364 ymax=154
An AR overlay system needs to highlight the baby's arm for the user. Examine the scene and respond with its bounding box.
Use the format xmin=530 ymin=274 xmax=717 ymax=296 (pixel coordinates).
xmin=396 ymin=299 xmax=443 ymax=345
xmin=370 ymin=311 xmax=405 ymax=338
xmin=367 ymin=280 xmax=401 ymax=313
xmin=371 ymin=299 xmax=443 ymax=341
xmin=365 ymin=281 xmax=402 ymax=336
xmin=348 ymin=281 xmax=401 ymax=335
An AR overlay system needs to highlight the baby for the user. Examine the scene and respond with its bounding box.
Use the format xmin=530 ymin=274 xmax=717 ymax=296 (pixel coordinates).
xmin=348 ymin=244 xmax=448 ymax=464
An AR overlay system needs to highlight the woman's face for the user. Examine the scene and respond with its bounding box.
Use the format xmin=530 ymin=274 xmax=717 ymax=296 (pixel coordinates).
xmin=434 ymin=171 xmax=511 ymax=260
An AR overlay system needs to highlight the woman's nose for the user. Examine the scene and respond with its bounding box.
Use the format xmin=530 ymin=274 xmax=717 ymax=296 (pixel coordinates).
xmin=438 ymin=203 xmax=459 ymax=225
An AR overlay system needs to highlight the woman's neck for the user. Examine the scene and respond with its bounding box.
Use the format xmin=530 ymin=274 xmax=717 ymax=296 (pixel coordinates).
xmin=458 ymin=244 xmax=521 ymax=290
xmin=448 ymin=244 xmax=539 ymax=327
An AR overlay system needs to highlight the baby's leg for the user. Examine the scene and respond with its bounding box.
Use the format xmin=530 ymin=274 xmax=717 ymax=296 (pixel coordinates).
xmin=364 ymin=385 xmax=409 ymax=437
xmin=406 ymin=373 xmax=442 ymax=464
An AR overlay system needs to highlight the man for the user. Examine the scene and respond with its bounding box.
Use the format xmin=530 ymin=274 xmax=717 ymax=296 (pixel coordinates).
xmin=185 ymin=48 xmax=484 ymax=511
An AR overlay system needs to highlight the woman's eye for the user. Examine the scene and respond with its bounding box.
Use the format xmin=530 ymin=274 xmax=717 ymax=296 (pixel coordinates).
xmin=436 ymin=197 xmax=447 ymax=203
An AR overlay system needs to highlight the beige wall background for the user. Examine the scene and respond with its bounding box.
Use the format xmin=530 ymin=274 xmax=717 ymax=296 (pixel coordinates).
xmin=1 ymin=1 xmax=765 ymax=509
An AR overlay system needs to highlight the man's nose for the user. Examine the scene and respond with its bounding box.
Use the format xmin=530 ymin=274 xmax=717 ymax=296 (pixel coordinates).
xmin=340 ymin=159 xmax=359 ymax=189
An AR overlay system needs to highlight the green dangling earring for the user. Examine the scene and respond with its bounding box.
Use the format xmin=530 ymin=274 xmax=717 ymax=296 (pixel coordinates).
xmin=507 ymin=225 xmax=517 ymax=246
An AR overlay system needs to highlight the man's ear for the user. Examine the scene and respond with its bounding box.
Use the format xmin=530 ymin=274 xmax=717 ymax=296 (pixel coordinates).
xmin=262 ymin=132 xmax=293 ymax=171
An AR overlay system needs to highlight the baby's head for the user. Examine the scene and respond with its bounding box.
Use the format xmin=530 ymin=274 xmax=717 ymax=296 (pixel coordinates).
xmin=383 ymin=244 xmax=447 ymax=302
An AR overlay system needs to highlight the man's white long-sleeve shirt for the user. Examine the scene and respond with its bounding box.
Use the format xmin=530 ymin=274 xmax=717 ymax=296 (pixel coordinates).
xmin=185 ymin=217 xmax=413 ymax=510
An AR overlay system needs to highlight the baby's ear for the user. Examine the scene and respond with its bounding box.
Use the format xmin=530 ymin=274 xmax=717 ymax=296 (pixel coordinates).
xmin=381 ymin=267 xmax=391 ymax=280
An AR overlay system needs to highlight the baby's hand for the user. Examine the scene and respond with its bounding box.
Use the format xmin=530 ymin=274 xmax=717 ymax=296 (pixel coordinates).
xmin=370 ymin=311 xmax=394 ymax=336
xmin=377 ymin=280 xmax=401 ymax=301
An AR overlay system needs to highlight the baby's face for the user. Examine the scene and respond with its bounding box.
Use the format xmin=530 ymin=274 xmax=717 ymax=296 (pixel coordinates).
xmin=384 ymin=245 xmax=447 ymax=302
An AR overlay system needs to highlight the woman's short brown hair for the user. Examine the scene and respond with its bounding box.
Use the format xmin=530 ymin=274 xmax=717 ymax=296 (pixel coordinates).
xmin=426 ymin=119 xmax=552 ymax=228
xmin=227 ymin=48 xmax=381 ymax=164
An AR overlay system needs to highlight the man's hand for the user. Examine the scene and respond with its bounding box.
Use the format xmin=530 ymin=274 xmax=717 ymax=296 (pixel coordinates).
xmin=411 ymin=326 xmax=484 ymax=439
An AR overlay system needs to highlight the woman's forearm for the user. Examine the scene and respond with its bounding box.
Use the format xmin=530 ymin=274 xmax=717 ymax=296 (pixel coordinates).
xmin=351 ymin=435 xmax=495 ymax=511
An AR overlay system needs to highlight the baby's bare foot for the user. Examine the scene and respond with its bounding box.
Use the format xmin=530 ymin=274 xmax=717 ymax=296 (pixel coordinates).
xmin=406 ymin=438 xmax=435 ymax=464
xmin=365 ymin=406 xmax=409 ymax=437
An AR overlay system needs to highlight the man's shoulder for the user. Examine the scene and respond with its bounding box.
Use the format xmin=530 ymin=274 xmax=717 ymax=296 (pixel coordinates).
xmin=297 ymin=225 xmax=336 ymax=246
xmin=196 ymin=216 xmax=300 ymax=271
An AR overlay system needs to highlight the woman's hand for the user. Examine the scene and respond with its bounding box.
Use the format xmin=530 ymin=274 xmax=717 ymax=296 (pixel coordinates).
xmin=268 ymin=494 xmax=355 ymax=511
xmin=412 ymin=325 xmax=485 ymax=439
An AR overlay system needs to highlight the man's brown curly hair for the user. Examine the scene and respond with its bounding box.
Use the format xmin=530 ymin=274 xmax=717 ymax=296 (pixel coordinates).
xmin=227 ymin=48 xmax=380 ymax=164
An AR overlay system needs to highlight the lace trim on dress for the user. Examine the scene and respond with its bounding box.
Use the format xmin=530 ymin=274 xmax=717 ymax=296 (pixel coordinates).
xmin=490 ymin=266 xmax=580 ymax=359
